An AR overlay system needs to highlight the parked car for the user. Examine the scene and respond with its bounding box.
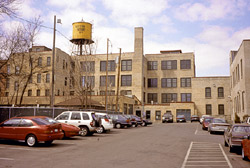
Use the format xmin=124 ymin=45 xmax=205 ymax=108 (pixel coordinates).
xmin=141 ymin=118 xmax=152 ymax=126
xmin=191 ymin=115 xmax=200 ymax=123
xmin=43 ymin=117 xmax=80 ymax=138
xmin=176 ymin=115 xmax=186 ymax=123
xmin=242 ymin=135 xmax=250 ymax=160
xmin=123 ymin=115 xmax=137 ymax=127
xmin=244 ymin=117 xmax=250 ymax=124
xmin=108 ymin=114 xmax=132 ymax=128
xmin=162 ymin=113 xmax=173 ymax=123
xmin=202 ymin=117 xmax=214 ymax=130
xmin=127 ymin=115 xmax=143 ymax=127
xmin=55 ymin=111 xmax=99 ymax=136
xmin=208 ymin=118 xmax=230 ymax=134
xmin=95 ymin=113 xmax=113 ymax=133
xmin=0 ymin=116 xmax=64 ymax=147
xmin=224 ymin=124 xmax=250 ymax=152
xmin=200 ymin=115 xmax=211 ymax=124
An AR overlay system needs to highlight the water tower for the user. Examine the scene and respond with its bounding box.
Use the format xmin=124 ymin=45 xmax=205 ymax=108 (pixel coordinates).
xmin=70 ymin=20 xmax=94 ymax=55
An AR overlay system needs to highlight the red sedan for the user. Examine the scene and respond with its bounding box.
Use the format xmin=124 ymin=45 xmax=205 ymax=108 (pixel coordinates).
xmin=0 ymin=116 xmax=64 ymax=147
xmin=202 ymin=117 xmax=214 ymax=130
xmin=42 ymin=117 xmax=80 ymax=138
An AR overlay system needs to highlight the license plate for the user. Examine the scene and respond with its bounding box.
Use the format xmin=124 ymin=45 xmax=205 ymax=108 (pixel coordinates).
xmin=54 ymin=129 xmax=58 ymax=132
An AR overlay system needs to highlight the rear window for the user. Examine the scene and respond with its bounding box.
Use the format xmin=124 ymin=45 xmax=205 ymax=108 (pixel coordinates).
xmin=233 ymin=126 xmax=250 ymax=133
xmin=213 ymin=119 xmax=226 ymax=123
xmin=32 ymin=118 xmax=50 ymax=125
xmin=204 ymin=118 xmax=213 ymax=122
xmin=43 ymin=117 xmax=59 ymax=124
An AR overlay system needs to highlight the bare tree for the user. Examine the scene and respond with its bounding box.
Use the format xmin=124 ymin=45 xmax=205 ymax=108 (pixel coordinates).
xmin=0 ymin=0 xmax=20 ymax=17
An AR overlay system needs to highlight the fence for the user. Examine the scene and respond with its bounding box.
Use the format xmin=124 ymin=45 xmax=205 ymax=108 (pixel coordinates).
xmin=0 ymin=107 xmax=122 ymax=123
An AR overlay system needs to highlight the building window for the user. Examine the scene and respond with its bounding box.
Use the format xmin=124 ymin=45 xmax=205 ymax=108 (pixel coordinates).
xmin=242 ymin=91 xmax=245 ymax=111
xmin=240 ymin=59 xmax=243 ymax=79
xmin=6 ymin=78 xmax=10 ymax=88
xmin=7 ymin=64 xmax=10 ymax=74
xmin=206 ymin=104 xmax=212 ymax=115
xmin=121 ymin=75 xmax=132 ymax=86
xmin=148 ymin=78 xmax=157 ymax=88
xmin=36 ymin=89 xmax=40 ymax=96
xmin=100 ymin=90 xmax=115 ymax=96
xmin=37 ymin=74 xmax=41 ymax=83
xmin=218 ymin=87 xmax=224 ymax=98
xmin=45 ymin=89 xmax=50 ymax=96
xmin=100 ymin=60 xmax=115 ymax=71
xmin=100 ymin=75 xmax=115 ymax=87
xmin=70 ymin=91 xmax=74 ymax=96
xmin=161 ymin=78 xmax=177 ymax=88
xmin=147 ymin=93 xmax=157 ymax=104
xmin=38 ymin=57 xmax=42 ymax=67
xmin=28 ymin=76 xmax=32 ymax=84
xmin=81 ymin=76 xmax=95 ymax=87
xmin=180 ymin=60 xmax=191 ymax=69
xmin=46 ymin=73 xmax=50 ymax=83
xmin=129 ymin=104 xmax=133 ymax=114
xmin=162 ymin=93 xmax=177 ymax=103
xmin=81 ymin=61 xmax=95 ymax=72
xmin=123 ymin=103 xmax=128 ymax=114
xmin=161 ymin=60 xmax=177 ymax=70
xmin=205 ymin=87 xmax=211 ymax=98
xmin=28 ymin=89 xmax=32 ymax=96
xmin=15 ymin=66 xmax=20 ymax=75
xmin=14 ymin=81 xmax=18 ymax=91
xmin=181 ymin=93 xmax=191 ymax=102
xmin=121 ymin=60 xmax=132 ymax=71
xmin=120 ymin=90 xmax=132 ymax=96
xmin=218 ymin=104 xmax=224 ymax=115
xmin=65 ymin=77 xmax=67 ymax=86
xmin=63 ymin=60 xmax=65 ymax=69
xmin=181 ymin=78 xmax=191 ymax=87
xmin=155 ymin=111 xmax=161 ymax=120
xmin=147 ymin=61 xmax=158 ymax=70
xmin=5 ymin=92 xmax=9 ymax=97
xmin=47 ymin=57 xmax=51 ymax=66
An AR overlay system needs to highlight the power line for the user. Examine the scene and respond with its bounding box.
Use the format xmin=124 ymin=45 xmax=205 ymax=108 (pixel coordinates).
xmin=11 ymin=14 xmax=70 ymax=41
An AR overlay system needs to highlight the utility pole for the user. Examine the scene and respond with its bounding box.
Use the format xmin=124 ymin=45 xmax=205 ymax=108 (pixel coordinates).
xmin=51 ymin=15 xmax=56 ymax=107
xmin=115 ymin=48 xmax=121 ymax=113
xmin=105 ymin=38 xmax=109 ymax=111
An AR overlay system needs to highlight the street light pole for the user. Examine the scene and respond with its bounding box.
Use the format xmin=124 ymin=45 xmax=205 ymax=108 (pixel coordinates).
xmin=105 ymin=38 xmax=109 ymax=112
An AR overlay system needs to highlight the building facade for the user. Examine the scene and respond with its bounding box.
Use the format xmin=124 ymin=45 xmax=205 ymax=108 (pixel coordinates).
xmin=2 ymin=27 xmax=249 ymax=123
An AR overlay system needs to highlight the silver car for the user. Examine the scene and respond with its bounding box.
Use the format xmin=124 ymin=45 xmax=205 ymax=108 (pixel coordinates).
xmin=208 ymin=118 xmax=229 ymax=134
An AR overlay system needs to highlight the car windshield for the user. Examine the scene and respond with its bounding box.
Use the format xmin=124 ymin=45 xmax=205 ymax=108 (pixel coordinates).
xmin=204 ymin=118 xmax=213 ymax=122
xmin=177 ymin=115 xmax=185 ymax=118
xmin=43 ymin=117 xmax=59 ymax=124
xmin=233 ymin=126 xmax=250 ymax=133
xmin=212 ymin=118 xmax=226 ymax=123
xmin=192 ymin=115 xmax=198 ymax=117
xmin=32 ymin=118 xmax=51 ymax=125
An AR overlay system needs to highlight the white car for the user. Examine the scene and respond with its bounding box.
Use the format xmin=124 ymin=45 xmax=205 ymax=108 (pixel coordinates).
xmin=200 ymin=115 xmax=211 ymax=124
xmin=55 ymin=111 xmax=98 ymax=136
xmin=95 ymin=112 xmax=113 ymax=133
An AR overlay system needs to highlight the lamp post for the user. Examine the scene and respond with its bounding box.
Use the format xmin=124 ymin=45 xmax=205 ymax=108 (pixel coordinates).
xmin=51 ymin=15 xmax=61 ymax=107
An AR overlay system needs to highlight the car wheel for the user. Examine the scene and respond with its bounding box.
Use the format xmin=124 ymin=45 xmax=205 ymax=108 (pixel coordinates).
xmin=26 ymin=134 xmax=37 ymax=147
xmin=224 ymin=140 xmax=228 ymax=147
xmin=115 ymin=123 xmax=121 ymax=129
xmin=242 ymin=147 xmax=248 ymax=160
xmin=62 ymin=131 xmax=66 ymax=138
xmin=79 ymin=126 xmax=89 ymax=136
xmin=142 ymin=122 xmax=146 ymax=126
xmin=97 ymin=126 xmax=104 ymax=134
xmin=45 ymin=141 xmax=53 ymax=146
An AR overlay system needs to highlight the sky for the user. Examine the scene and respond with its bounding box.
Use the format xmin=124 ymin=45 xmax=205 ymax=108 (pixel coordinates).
xmin=1 ymin=0 xmax=250 ymax=77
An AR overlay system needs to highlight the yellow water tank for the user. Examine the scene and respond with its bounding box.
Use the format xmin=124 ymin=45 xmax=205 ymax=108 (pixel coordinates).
xmin=72 ymin=22 xmax=92 ymax=40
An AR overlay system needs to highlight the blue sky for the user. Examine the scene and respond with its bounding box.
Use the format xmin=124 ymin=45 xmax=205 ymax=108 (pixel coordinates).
xmin=2 ymin=0 xmax=250 ymax=77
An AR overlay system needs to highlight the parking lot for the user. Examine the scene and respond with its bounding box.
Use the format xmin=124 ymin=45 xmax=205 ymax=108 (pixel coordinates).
xmin=0 ymin=122 xmax=249 ymax=168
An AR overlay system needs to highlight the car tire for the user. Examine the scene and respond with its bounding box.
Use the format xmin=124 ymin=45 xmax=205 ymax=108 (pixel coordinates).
xmin=115 ymin=123 xmax=121 ymax=129
xmin=26 ymin=134 xmax=37 ymax=147
xmin=242 ymin=147 xmax=248 ymax=160
xmin=224 ymin=140 xmax=228 ymax=147
xmin=97 ymin=126 xmax=104 ymax=134
xmin=79 ymin=126 xmax=89 ymax=136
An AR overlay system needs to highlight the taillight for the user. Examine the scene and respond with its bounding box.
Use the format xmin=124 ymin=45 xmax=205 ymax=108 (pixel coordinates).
xmin=104 ymin=118 xmax=109 ymax=122
xmin=126 ymin=119 xmax=130 ymax=123
xmin=90 ymin=121 xmax=94 ymax=127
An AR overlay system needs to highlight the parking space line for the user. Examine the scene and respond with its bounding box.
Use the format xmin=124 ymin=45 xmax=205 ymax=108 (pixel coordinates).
xmin=0 ymin=157 xmax=14 ymax=161
xmin=181 ymin=142 xmax=233 ymax=168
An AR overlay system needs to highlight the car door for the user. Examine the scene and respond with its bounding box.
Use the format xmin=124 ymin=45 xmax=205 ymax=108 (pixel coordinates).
xmin=69 ymin=112 xmax=82 ymax=127
xmin=0 ymin=118 xmax=21 ymax=140
xmin=55 ymin=112 xmax=70 ymax=124
xmin=15 ymin=119 xmax=34 ymax=140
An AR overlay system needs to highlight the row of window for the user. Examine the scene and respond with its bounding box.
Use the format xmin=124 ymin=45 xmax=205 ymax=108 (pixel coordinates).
xmin=146 ymin=93 xmax=192 ymax=103
xmin=205 ymin=87 xmax=224 ymax=98
xmin=206 ymin=104 xmax=225 ymax=115
xmin=148 ymin=78 xmax=191 ymax=88
xmin=232 ymin=59 xmax=243 ymax=87
xmin=148 ymin=59 xmax=191 ymax=70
